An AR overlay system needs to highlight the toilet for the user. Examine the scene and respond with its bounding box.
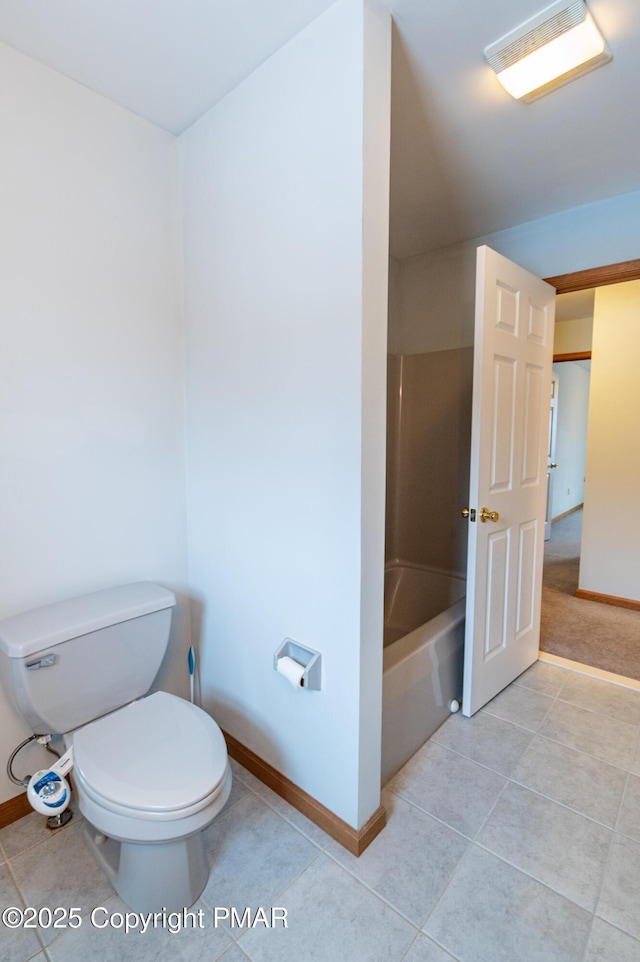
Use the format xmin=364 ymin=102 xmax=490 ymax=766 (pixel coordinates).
xmin=0 ymin=582 xmax=232 ymax=913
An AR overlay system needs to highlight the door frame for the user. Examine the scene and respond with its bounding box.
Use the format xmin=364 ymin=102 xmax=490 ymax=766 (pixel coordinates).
xmin=545 ymin=371 xmax=558 ymax=541
xmin=539 ymin=256 xmax=640 ymax=634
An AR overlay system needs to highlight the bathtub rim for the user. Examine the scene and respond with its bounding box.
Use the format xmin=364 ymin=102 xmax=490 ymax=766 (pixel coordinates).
xmin=384 ymin=557 xmax=466 ymax=580
xmin=383 ymin=594 xmax=466 ymax=674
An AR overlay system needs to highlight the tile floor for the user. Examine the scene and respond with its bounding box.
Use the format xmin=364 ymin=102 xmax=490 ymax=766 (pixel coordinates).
xmin=2 ymin=660 xmax=640 ymax=962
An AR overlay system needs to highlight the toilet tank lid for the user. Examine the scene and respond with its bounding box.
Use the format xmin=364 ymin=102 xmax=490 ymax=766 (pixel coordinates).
xmin=0 ymin=582 xmax=176 ymax=658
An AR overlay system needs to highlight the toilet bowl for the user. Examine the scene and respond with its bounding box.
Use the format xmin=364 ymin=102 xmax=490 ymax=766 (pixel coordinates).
xmin=0 ymin=582 xmax=232 ymax=912
xmin=69 ymin=691 xmax=232 ymax=912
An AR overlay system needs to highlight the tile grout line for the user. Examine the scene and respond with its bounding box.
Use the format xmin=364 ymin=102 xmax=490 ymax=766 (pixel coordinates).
xmin=408 ymin=694 xmax=640 ymax=912
xmin=396 ymin=930 xmax=422 ymax=962
xmin=409 ymin=775 xmax=515 ymax=946
xmin=322 ymin=843 xmax=425 ymax=933
xmin=397 ymin=929 xmax=460 ymax=962
xmin=505 ymin=772 xmax=621 ymax=832
xmin=460 ymin=843 xmax=594 ymax=962
xmin=471 ymin=837 xmax=599 ymax=915
xmin=229 ymin=767 xmax=331 ymax=853
xmin=544 ymin=660 xmax=640 ymax=731
xmin=482 ymin=661 xmax=570 ymax=730
xmin=234 ymin=845 xmax=424 ymax=961
xmin=395 ymin=671 xmax=637 ymax=844
xmin=223 ymin=942 xmax=252 ymax=962
xmin=393 ymin=667 xmax=618 ymax=958
xmin=3 ymin=847 xmax=51 ymax=958
xmin=413 ymin=843 xmax=478 ymax=955
xmin=410 ymin=737 xmax=520 ymax=945
xmin=551 ymin=696 xmax=640 ymax=732
xmin=393 ymin=736 xmax=623 ymax=850
xmin=0 ymin=816 xmax=69 ymax=866
xmin=432 ymin=719 xmax=634 ymax=781
xmin=579 ymin=718 xmax=640 ymax=960
xmin=527 ymin=730 xmax=634 ymax=772
xmin=218 ymin=849 xmax=325 ymax=948
xmin=384 ymin=782 xmax=483 ymax=845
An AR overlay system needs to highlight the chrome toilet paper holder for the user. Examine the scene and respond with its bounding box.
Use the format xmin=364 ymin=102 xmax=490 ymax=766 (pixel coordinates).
xmin=274 ymin=638 xmax=322 ymax=691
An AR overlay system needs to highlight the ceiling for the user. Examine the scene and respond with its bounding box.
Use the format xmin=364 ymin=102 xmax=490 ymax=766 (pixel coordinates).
xmin=0 ymin=0 xmax=638 ymax=260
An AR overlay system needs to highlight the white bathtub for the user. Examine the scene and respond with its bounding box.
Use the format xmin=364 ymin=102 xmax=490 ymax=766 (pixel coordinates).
xmin=382 ymin=562 xmax=466 ymax=785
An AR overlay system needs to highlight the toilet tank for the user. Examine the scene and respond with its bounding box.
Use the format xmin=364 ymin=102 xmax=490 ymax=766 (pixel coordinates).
xmin=0 ymin=582 xmax=176 ymax=735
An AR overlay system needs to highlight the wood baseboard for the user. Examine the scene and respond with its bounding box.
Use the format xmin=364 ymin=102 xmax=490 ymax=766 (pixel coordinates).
xmin=222 ymin=730 xmax=386 ymax=856
xmin=552 ymin=503 xmax=584 ymax=523
xmin=0 ymin=791 xmax=31 ymax=829
xmin=575 ymin=589 xmax=640 ymax=612
xmin=1 ymin=736 xmax=388 ymax=856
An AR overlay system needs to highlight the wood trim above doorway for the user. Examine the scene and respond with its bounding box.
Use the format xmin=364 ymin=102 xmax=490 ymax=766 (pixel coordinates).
xmin=553 ymin=351 xmax=591 ymax=363
xmin=545 ymin=258 xmax=640 ymax=294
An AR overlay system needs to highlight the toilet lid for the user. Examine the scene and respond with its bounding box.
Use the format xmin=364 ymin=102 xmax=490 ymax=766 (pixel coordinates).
xmin=73 ymin=691 xmax=228 ymax=816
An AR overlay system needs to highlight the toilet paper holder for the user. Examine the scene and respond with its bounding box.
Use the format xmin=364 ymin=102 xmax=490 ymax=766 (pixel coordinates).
xmin=274 ymin=639 xmax=322 ymax=691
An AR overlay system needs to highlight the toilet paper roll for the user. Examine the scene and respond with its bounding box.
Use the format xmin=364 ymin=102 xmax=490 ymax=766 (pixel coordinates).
xmin=277 ymin=655 xmax=305 ymax=688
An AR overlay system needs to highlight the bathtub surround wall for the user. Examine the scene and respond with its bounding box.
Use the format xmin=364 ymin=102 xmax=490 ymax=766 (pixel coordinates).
xmin=0 ymin=44 xmax=188 ymax=802
xmin=180 ymin=0 xmax=391 ymax=830
xmin=385 ymin=349 xmax=473 ymax=577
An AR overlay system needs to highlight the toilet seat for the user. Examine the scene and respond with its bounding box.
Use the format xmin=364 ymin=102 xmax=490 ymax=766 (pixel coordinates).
xmin=73 ymin=691 xmax=228 ymax=821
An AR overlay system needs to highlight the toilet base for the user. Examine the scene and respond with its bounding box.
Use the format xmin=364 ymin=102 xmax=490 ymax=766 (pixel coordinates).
xmin=83 ymin=822 xmax=210 ymax=913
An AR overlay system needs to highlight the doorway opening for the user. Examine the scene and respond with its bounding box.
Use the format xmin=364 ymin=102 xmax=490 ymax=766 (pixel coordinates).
xmin=540 ymin=260 xmax=640 ymax=680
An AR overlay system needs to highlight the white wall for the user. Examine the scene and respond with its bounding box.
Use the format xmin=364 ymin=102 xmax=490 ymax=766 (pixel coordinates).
xmin=390 ymin=189 xmax=640 ymax=355
xmin=580 ymin=282 xmax=640 ymax=601
xmin=0 ymin=44 xmax=188 ymax=802
xmin=551 ymin=362 xmax=590 ymax=520
xmin=180 ymin=0 xmax=391 ymax=830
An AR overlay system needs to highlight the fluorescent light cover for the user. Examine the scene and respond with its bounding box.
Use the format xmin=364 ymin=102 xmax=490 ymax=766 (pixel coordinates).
xmin=485 ymin=1 xmax=611 ymax=102
xmin=498 ymin=13 xmax=605 ymax=98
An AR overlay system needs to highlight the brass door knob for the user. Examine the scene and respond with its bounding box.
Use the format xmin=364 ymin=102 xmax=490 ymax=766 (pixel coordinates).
xmin=480 ymin=507 xmax=499 ymax=523
xmin=548 ymin=462 xmax=559 ymax=469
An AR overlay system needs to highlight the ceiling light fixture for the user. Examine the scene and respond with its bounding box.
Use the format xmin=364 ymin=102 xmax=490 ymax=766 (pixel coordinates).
xmin=484 ymin=0 xmax=611 ymax=102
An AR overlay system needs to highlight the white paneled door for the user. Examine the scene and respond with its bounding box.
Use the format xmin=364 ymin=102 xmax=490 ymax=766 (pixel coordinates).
xmin=462 ymin=246 xmax=556 ymax=716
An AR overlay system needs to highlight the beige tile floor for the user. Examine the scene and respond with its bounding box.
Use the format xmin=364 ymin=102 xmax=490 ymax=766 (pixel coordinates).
xmin=2 ymin=661 xmax=640 ymax=962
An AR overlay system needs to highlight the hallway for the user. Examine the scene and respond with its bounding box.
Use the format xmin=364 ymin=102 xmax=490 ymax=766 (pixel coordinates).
xmin=540 ymin=510 xmax=640 ymax=680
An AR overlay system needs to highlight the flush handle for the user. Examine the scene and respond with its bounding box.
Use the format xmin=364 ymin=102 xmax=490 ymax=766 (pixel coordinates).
xmin=25 ymin=654 xmax=56 ymax=671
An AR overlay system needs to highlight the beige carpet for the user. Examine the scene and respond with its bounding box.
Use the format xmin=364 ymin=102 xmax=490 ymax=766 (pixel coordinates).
xmin=540 ymin=509 xmax=640 ymax=680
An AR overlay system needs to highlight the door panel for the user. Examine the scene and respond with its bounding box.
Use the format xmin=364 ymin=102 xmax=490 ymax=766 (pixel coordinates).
xmin=462 ymin=246 xmax=555 ymax=716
